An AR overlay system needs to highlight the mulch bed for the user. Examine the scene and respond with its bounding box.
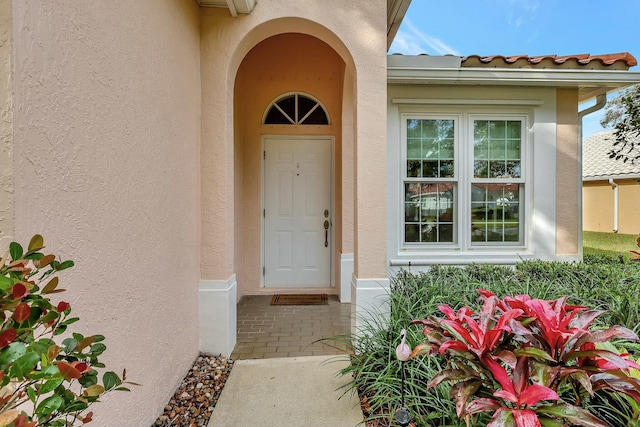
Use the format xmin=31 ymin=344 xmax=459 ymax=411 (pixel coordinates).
xmin=152 ymin=353 xmax=233 ymax=427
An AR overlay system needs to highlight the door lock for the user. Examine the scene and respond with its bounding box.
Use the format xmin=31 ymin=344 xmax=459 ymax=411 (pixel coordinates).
xmin=324 ymin=220 xmax=330 ymax=247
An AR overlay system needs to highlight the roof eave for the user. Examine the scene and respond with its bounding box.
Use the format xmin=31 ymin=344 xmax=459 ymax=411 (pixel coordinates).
xmin=387 ymin=0 xmax=412 ymax=51
xmin=387 ymin=66 xmax=640 ymax=103
xmin=196 ymin=0 xmax=256 ymax=16
xmin=583 ymin=174 xmax=640 ymax=181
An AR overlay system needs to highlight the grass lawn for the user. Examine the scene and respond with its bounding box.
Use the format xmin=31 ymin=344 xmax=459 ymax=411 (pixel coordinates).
xmin=583 ymin=230 xmax=638 ymax=260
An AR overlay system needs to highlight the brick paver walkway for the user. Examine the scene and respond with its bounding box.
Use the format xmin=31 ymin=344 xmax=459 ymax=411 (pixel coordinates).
xmin=230 ymin=295 xmax=352 ymax=359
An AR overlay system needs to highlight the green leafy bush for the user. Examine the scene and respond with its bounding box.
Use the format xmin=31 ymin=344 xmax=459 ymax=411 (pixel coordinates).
xmin=340 ymin=261 xmax=640 ymax=426
xmin=0 ymin=235 xmax=136 ymax=426
xmin=408 ymin=290 xmax=640 ymax=426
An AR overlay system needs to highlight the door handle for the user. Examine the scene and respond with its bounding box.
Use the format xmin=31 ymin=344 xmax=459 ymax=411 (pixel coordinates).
xmin=324 ymin=220 xmax=329 ymax=247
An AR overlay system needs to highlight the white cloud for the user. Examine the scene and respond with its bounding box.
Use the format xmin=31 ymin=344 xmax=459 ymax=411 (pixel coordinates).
xmin=497 ymin=0 xmax=540 ymax=29
xmin=389 ymin=19 xmax=460 ymax=56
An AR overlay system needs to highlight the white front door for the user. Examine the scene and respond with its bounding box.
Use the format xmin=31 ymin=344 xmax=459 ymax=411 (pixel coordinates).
xmin=264 ymin=138 xmax=332 ymax=287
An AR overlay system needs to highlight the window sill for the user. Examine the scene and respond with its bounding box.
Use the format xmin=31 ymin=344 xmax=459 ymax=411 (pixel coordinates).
xmin=390 ymin=250 xmax=536 ymax=266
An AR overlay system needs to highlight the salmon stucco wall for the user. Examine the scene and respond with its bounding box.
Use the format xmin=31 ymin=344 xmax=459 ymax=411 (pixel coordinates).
xmin=0 ymin=0 xmax=13 ymax=249
xmin=234 ymin=33 xmax=345 ymax=296
xmin=11 ymin=1 xmax=201 ymax=425
xmin=556 ymin=89 xmax=580 ymax=255
xmin=583 ymin=179 xmax=640 ymax=235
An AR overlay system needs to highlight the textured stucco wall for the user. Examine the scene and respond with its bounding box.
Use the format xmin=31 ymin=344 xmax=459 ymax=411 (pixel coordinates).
xmin=234 ymin=33 xmax=344 ymax=296
xmin=556 ymin=89 xmax=580 ymax=255
xmin=583 ymin=179 xmax=640 ymax=234
xmin=0 ymin=0 xmax=13 ymax=248
xmin=11 ymin=1 xmax=201 ymax=425
xmin=201 ymin=0 xmax=388 ymax=293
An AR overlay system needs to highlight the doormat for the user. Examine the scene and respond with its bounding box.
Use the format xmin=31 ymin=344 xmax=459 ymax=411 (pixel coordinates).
xmin=270 ymin=294 xmax=329 ymax=306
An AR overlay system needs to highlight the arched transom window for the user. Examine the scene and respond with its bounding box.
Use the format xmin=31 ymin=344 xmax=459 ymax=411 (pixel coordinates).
xmin=263 ymin=92 xmax=330 ymax=125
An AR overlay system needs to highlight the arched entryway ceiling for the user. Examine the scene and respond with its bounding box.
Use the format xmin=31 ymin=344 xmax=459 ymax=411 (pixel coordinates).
xmin=228 ymin=17 xmax=356 ymax=87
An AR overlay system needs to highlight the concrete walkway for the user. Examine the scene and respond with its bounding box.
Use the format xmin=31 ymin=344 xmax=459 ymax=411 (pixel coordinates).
xmin=208 ymin=355 xmax=363 ymax=427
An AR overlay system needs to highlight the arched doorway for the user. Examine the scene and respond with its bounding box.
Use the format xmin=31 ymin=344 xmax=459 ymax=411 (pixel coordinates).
xmin=234 ymin=33 xmax=346 ymax=295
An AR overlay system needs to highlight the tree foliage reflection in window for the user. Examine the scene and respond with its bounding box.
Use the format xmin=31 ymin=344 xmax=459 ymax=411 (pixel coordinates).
xmin=264 ymin=93 xmax=330 ymax=125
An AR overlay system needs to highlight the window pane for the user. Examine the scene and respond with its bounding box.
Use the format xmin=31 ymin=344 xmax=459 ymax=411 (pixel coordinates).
xmin=407 ymin=119 xmax=422 ymax=138
xmin=474 ymin=160 xmax=488 ymax=178
xmin=407 ymin=160 xmax=421 ymax=177
xmin=405 ymin=119 xmax=455 ymax=179
xmin=302 ymin=105 xmax=329 ymax=124
xmin=489 ymin=121 xmax=506 ymax=138
xmin=470 ymin=183 xmax=521 ymax=244
xmin=407 ymin=139 xmax=421 ymax=159
xmin=474 ymin=120 xmax=522 ymax=179
xmin=298 ymin=96 xmax=316 ymax=119
xmin=264 ymin=107 xmax=291 ymax=124
xmin=506 ymin=140 xmax=520 ymax=159
xmin=276 ymin=96 xmax=296 ymax=119
xmin=507 ymin=121 xmax=521 ymax=138
xmin=404 ymin=182 xmax=455 ymax=243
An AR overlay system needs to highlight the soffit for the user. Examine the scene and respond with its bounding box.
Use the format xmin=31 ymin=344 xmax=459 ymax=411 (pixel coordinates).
xmin=196 ymin=0 xmax=256 ymax=16
xmin=387 ymin=0 xmax=412 ymax=50
xmin=388 ymin=53 xmax=640 ymax=103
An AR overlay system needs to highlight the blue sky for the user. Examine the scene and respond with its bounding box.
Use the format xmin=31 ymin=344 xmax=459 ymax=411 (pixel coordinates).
xmin=389 ymin=0 xmax=640 ymax=137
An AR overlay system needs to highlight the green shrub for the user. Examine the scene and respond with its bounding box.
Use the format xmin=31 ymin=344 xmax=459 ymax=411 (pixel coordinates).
xmin=0 ymin=235 xmax=137 ymax=426
xmin=340 ymin=260 xmax=640 ymax=427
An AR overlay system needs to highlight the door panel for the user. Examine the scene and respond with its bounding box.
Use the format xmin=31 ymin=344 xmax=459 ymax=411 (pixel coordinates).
xmin=264 ymin=138 xmax=331 ymax=287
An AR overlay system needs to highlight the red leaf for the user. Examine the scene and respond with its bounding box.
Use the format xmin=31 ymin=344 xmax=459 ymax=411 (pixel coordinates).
xmin=519 ymin=384 xmax=560 ymax=406
xmin=12 ymin=303 xmax=31 ymax=323
xmin=494 ymin=389 xmax=519 ymax=405
xmin=567 ymin=309 xmax=606 ymax=330
xmin=513 ymin=409 xmax=542 ymax=427
xmin=438 ymin=304 xmax=457 ymax=320
xmin=439 ymin=340 xmax=469 ymax=355
xmin=72 ymin=361 xmax=90 ymax=374
xmin=443 ymin=319 xmax=479 ymax=349
xmin=590 ymin=325 xmax=638 ymax=343
xmin=12 ymin=283 xmax=28 ymax=299
xmin=488 ymin=408 xmax=515 ymax=427
xmin=464 ymin=398 xmax=501 ymax=415
xmin=0 ymin=328 xmax=16 ymax=348
xmin=57 ymin=301 xmax=70 ymax=313
xmin=452 ymin=380 xmax=482 ymax=417
xmin=82 ymin=411 xmax=93 ymax=424
xmin=482 ymin=356 xmax=516 ymax=396
xmin=512 ymin=357 xmax=529 ymax=397
xmin=57 ymin=361 xmax=82 ymax=380
xmin=15 ymin=414 xmax=37 ymax=427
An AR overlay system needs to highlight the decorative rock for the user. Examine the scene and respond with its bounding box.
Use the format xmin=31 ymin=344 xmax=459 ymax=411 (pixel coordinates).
xmin=151 ymin=353 xmax=234 ymax=426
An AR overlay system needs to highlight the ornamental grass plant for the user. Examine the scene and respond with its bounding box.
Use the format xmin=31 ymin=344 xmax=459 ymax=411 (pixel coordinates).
xmin=339 ymin=259 xmax=640 ymax=427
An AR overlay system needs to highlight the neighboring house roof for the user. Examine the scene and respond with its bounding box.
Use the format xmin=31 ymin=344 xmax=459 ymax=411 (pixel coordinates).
xmin=387 ymin=52 xmax=640 ymax=103
xmin=583 ymin=130 xmax=640 ymax=180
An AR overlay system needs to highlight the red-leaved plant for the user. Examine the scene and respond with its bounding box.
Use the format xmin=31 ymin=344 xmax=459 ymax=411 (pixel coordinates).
xmin=0 ymin=235 xmax=137 ymax=426
xmin=631 ymin=234 xmax=640 ymax=262
xmin=405 ymin=290 xmax=640 ymax=427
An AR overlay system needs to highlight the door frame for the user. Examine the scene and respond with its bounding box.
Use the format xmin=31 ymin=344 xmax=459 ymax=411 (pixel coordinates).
xmin=261 ymin=135 xmax=335 ymax=289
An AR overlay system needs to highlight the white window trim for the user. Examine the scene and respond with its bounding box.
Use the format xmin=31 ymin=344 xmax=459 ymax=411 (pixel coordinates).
xmin=397 ymin=107 xmax=533 ymax=257
xmin=401 ymin=114 xmax=461 ymax=248
xmin=467 ymin=114 xmax=527 ymax=247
